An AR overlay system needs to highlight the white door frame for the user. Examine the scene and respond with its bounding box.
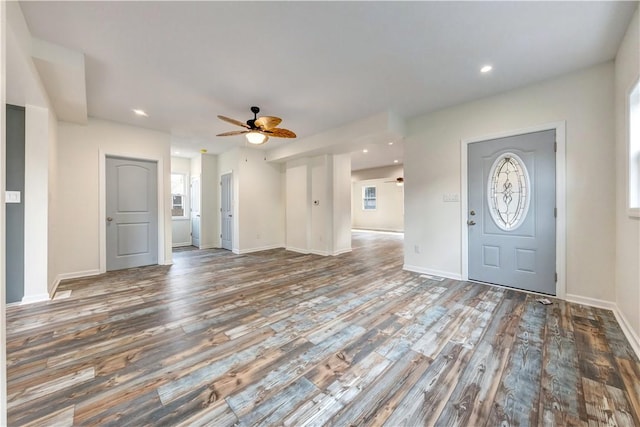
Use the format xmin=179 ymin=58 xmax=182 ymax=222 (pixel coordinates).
xmin=460 ymin=121 xmax=567 ymax=298
xmin=99 ymin=150 xmax=167 ymax=273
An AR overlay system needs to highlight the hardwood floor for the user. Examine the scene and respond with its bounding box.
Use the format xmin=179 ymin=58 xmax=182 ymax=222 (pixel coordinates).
xmin=6 ymin=232 xmax=640 ymax=426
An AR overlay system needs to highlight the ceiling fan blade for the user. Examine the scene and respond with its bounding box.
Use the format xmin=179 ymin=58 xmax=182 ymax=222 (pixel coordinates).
xmin=255 ymin=116 xmax=282 ymax=130
xmin=216 ymin=130 xmax=249 ymax=137
xmin=266 ymin=128 xmax=297 ymax=138
xmin=217 ymin=115 xmax=250 ymax=129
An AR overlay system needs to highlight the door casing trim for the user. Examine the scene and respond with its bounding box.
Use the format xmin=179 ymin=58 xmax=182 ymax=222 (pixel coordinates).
xmin=460 ymin=121 xmax=566 ymax=298
xmin=99 ymin=151 xmax=166 ymax=273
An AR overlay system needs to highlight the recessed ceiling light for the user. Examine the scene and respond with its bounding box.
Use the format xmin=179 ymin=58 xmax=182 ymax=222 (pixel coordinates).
xmin=388 ymin=142 xmax=394 ymax=146
xmin=362 ymin=149 xmax=368 ymax=153
xmin=394 ymin=159 xmax=399 ymax=163
xmin=480 ymin=65 xmax=493 ymax=73
xmin=133 ymin=109 xmax=148 ymax=117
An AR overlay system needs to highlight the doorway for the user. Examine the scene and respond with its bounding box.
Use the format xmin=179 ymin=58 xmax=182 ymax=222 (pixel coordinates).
xmin=221 ymin=172 xmax=233 ymax=251
xmin=464 ymin=126 xmax=563 ymax=295
xmin=105 ymin=156 xmax=158 ymax=271
xmin=6 ymin=105 xmax=25 ymax=303
xmin=191 ymin=176 xmax=201 ymax=248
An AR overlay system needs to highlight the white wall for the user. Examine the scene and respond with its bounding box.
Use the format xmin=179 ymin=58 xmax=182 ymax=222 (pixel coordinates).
xmin=237 ymin=147 xmax=285 ymax=253
xmin=404 ymin=62 xmax=615 ymax=302
xmin=286 ymin=159 xmax=310 ymax=253
xmin=332 ymin=153 xmax=352 ymax=254
xmin=285 ymin=154 xmax=351 ymax=255
xmin=47 ymin=108 xmax=58 ymax=293
xmin=615 ymin=8 xmax=640 ymax=349
xmin=352 ymin=164 xmax=404 ymax=182
xmin=23 ymin=106 xmax=51 ymax=302
xmin=310 ymin=155 xmax=329 ymax=254
xmin=352 ymin=165 xmax=404 ymax=232
xmin=56 ymin=118 xmax=172 ymax=277
xmin=170 ymin=156 xmax=191 ymax=247
xmin=6 ymin=2 xmax=59 ymax=302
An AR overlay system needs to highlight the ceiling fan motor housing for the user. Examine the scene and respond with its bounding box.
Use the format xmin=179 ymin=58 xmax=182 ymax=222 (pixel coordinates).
xmin=247 ymin=106 xmax=260 ymax=128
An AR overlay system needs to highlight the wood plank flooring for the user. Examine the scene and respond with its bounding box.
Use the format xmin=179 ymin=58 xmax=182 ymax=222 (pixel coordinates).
xmin=6 ymin=231 xmax=640 ymax=426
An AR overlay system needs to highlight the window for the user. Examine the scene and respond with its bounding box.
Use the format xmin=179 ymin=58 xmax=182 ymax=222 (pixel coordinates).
xmin=363 ymin=185 xmax=377 ymax=210
xmin=629 ymin=79 xmax=640 ymax=217
xmin=171 ymin=173 xmax=186 ymax=217
xmin=488 ymin=153 xmax=530 ymax=230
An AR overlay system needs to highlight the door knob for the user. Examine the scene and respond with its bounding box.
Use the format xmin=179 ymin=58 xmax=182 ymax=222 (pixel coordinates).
xmin=107 ymin=217 xmax=113 ymax=222
xmin=467 ymin=220 xmax=476 ymax=226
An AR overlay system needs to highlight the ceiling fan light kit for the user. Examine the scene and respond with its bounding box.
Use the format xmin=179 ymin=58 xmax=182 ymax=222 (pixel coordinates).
xmin=246 ymin=131 xmax=268 ymax=145
xmin=216 ymin=106 xmax=296 ymax=146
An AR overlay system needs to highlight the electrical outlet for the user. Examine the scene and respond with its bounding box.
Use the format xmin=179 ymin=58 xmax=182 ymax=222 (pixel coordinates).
xmin=443 ymin=193 xmax=460 ymax=202
xmin=414 ymin=245 xmax=420 ymax=254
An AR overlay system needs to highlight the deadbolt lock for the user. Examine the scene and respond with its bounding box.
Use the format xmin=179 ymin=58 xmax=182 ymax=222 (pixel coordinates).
xmin=469 ymin=210 xmax=476 ymax=216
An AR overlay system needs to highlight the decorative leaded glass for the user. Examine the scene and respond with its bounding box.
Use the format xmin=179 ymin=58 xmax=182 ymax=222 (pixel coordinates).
xmin=487 ymin=153 xmax=530 ymax=230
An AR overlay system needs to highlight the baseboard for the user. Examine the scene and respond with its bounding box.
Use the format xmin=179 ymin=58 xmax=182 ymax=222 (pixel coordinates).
xmin=49 ymin=269 xmax=102 ymax=299
xmin=198 ymin=244 xmax=218 ymax=250
xmin=49 ymin=277 xmax=62 ymax=299
xmin=613 ymin=308 xmax=640 ymax=358
xmin=309 ymin=249 xmax=329 ymax=256
xmin=565 ymin=293 xmax=617 ymax=310
xmin=352 ymin=229 xmax=404 ymax=235
xmin=237 ymin=244 xmax=284 ymax=255
xmin=172 ymin=242 xmax=192 ymax=248
xmin=565 ymin=293 xmax=639 ymax=359
xmin=332 ymin=247 xmax=352 ymax=256
xmin=57 ymin=269 xmax=102 ymax=281
xmin=21 ymin=293 xmax=50 ymax=304
xmin=403 ymin=264 xmax=462 ymax=281
xmin=286 ymin=247 xmax=310 ymax=255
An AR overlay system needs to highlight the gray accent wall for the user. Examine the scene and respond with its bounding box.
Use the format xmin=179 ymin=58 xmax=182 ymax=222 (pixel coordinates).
xmin=6 ymin=105 xmax=25 ymax=304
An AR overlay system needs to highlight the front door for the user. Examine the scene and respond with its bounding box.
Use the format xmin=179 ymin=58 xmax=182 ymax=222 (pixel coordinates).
xmin=468 ymin=130 xmax=556 ymax=295
xmin=221 ymin=172 xmax=233 ymax=251
xmin=106 ymin=156 xmax=158 ymax=271
xmin=191 ymin=176 xmax=200 ymax=248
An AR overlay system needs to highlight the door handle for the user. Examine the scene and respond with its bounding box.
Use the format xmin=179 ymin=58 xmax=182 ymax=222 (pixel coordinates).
xmin=467 ymin=220 xmax=476 ymax=226
xmin=107 ymin=217 xmax=113 ymax=222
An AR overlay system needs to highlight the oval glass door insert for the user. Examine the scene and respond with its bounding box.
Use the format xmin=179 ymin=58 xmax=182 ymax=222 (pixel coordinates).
xmin=487 ymin=153 xmax=531 ymax=230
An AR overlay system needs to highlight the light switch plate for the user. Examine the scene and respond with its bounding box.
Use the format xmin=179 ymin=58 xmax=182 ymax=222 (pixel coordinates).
xmin=6 ymin=191 xmax=21 ymax=203
xmin=443 ymin=193 xmax=460 ymax=202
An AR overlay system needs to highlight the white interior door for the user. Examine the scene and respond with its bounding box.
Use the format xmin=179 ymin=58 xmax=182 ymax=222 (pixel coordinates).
xmin=106 ymin=156 xmax=158 ymax=271
xmin=221 ymin=172 xmax=233 ymax=251
xmin=468 ymin=130 xmax=556 ymax=295
xmin=191 ymin=176 xmax=200 ymax=248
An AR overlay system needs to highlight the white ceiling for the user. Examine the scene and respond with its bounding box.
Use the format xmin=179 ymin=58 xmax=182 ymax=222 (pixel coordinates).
xmin=18 ymin=1 xmax=637 ymax=169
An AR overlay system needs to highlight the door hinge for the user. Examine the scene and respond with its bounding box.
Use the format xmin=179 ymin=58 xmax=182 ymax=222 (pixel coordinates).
xmin=555 ymin=272 xmax=558 ymax=282
xmin=554 ymin=141 xmax=557 ymax=152
xmin=220 ymin=234 xmax=222 ymax=238
xmin=554 ymin=207 xmax=557 ymax=218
